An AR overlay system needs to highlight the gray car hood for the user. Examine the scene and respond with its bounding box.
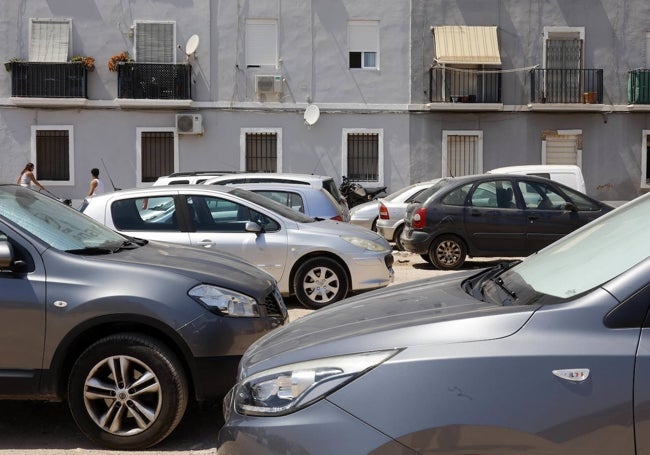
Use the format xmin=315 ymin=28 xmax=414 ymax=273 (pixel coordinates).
xmin=242 ymin=271 xmax=536 ymax=373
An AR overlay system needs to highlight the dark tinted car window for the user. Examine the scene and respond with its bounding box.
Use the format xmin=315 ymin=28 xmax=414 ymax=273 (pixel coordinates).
xmin=412 ymin=179 xmax=451 ymax=203
xmin=441 ymin=183 xmax=472 ymax=206
xmin=560 ymin=186 xmax=603 ymax=211
xmin=518 ymin=181 xmax=568 ymax=210
xmin=111 ymin=197 xmax=179 ymax=231
xmin=188 ymin=195 xmax=281 ymax=232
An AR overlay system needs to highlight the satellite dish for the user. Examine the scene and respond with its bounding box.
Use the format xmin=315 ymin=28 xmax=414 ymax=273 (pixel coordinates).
xmin=304 ymin=104 xmax=320 ymax=127
xmin=185 ymin=34 xmax=199 ymax=56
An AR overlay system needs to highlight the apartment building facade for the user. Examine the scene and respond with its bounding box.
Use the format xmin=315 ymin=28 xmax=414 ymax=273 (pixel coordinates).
xmin=0 ymin=0 xmax=648 ymax=203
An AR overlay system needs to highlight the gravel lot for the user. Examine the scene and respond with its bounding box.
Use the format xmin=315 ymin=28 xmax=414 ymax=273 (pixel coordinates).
xmin=0 ymin=251 xmax=506 ymax=455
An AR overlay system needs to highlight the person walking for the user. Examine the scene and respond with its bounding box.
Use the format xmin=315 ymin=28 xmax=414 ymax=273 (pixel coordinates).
xmin=79 ymin=168 xmax=105 ymax=211
xmin=16 ymin=162 xmax=45 ymax=191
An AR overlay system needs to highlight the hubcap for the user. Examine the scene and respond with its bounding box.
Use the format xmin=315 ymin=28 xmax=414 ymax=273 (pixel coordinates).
xmin=436 ymin=240 xmax=461 ymax=266
xmin=302 ymin=266 xmax=339 ymax=304
xmin=83 ymin=355 xmax=162 ymax=436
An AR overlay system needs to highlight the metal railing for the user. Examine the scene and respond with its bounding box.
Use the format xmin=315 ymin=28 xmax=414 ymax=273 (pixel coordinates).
xmin=9 ymin=62 xmax=87 ymax=98
xmin=428 ymin=66 xmax=502 ymax=103
xmin=117 ymin=63 xmax=191 ymax=100
xmin=530 ymin=68 xmax=603 ymax=104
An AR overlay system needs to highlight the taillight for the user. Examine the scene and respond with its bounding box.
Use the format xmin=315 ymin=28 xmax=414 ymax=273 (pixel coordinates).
xmin=331 ymin=215 xmax=343 ymax=221
xmin=379 ymin=203 xmax=389 ymax=219
xmin=412 ymin=207 xmax=427 ymax=229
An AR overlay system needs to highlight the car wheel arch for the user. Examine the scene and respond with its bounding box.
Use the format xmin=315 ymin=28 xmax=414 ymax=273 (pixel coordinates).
xmin=288 ymin=252 xmax=351 ymax=296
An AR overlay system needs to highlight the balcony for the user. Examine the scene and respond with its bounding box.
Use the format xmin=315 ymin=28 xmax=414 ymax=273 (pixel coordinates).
xmin=428 ymin=66 xmax=502 ymax=106
xmin=8 ymin=62 xmax=88 ymax=106
xmin=116 ymin=63 xmax=192 ymax=108
xmin=628 ymin=69 xmax=650 ymax=104
xmin=530 ymin=68 xmax=603 ymax=105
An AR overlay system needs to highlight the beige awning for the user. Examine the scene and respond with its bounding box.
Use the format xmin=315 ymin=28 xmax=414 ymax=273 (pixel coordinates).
xmin=433 ymin=26 xmax=501 ymax=65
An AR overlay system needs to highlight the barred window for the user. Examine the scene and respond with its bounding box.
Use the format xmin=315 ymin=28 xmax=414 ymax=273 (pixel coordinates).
xmin=443 ymin=131 xmax=483 ymax=177
xmin=141 ymin=131 xmax=174 ymax=182
xmin=246 ymin=133 xmax=278 ymax=172
xmin=35 ymin=129 xmax=70 ymax=181
xmin=347 ymin=133 xmax=379 ymax=182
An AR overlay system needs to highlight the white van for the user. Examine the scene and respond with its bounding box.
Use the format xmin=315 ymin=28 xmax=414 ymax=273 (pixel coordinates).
xmin=487 ymin=164 xmax=586 ymax=193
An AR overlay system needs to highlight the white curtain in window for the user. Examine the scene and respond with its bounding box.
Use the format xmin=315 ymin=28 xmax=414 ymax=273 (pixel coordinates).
xmin=246 ymin=20 xmax=277 ymax=67
xmin=135 ymin=21 xmax=175 ymax=63
xmin=29 ymin=19 xmax=71 ymax=62
xmin=349 ymin=21 xmax=378 ymax=52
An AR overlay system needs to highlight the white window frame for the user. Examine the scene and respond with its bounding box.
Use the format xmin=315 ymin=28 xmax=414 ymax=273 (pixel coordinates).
xmin=246 ymin=19 xmax=278 ymax=68
xmin=133 ymin=20 xmax=176 ymax=63
xmin=646 ymin=32 xmax=650 ymax=68
xmin=30 ymin=125 xmax=75 ymax=186
xmin=136 ymin=127 xmax=179 ymax=187
xmin=541 ymin=129 xmax=583 ymax=167
xmin=642 ymin=130 xmax=650 ymax=188
xmin=442 ymin=130 xmax=483 ymax=177
xmin=240 ymin=128 xmax=283 ymax=172
xmin=348 ymin=20 xmax=379 ymax=70
xmin=341 ymin=128 xmax=384 ymax=185
xmin=29 ymin=18 xmax=72 ymax=62
xmin=542 ymin=26 xmax=585 ymax=69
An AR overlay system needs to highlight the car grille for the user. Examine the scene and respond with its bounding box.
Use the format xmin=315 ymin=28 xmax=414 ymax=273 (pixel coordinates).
xmin=263 ymin=285 xmax=287 ymax=319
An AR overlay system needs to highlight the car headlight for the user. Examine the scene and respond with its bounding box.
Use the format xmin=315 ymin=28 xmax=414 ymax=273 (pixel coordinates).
xmin=233 ymin=350 xmax=399 ymax=416
xmin=189 ymin=284 xmax=260 ymax=317
xmin=340 ymin=235 xmax=386 ymax=251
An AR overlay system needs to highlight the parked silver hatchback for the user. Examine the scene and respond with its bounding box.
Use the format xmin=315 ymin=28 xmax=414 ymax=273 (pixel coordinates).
xmin=83 ymin=185 xmax=393 ymax=309
xmin=0 ymin=184 xmax=287 ymax=450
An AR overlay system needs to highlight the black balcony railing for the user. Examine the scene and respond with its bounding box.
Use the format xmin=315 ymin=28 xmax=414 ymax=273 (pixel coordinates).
xmin=428 ymin=66 xmax=502 ymax=103
xmin=530 ymin=68 xmax=603 ymax=104
xmin=9 ymin=62 xmax=87 ymax=98
xmin=117 ymin=63 xmax=191 ymax=100
xmin=628 ymin=69 xmax=650 ymax=104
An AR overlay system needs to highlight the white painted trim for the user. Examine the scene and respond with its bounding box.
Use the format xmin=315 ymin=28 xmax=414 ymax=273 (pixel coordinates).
xmin=341 ymin=128 xmax=384 ymax=185
xmin=442 ymin=130 xmax=483 ymax=177
xmin=30 ymin=125 xmax=75 ymax=186
xmin=239 ymin=128 xmax=283 ymax=172
xmin=542 ymin=129 xmax=583 ymax=167
xmin=642 ymin=130 xmax=650 ymax=189
xmin=136 ymin=127 xmax=179 ymax=187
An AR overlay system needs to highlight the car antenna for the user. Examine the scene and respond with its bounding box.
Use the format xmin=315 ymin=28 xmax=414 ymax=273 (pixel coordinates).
xmin=101 ymin=158 xmax=121 ymax=191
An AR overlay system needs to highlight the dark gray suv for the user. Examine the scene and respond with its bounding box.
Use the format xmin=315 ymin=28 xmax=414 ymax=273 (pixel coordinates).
xmin=0 ymin=184 xmax=287 ymax=449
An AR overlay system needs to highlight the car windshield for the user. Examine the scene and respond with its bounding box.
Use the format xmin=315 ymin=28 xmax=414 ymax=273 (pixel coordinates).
xmin=230 ymin=188 xmax=316 ymax=222
xmin=473 ymin=193 xmax=650 ymax=306
xmin=0 ymin=186 xmax=128 ymax=251
xmin=412 ymin=178 xmax=451 ymax=203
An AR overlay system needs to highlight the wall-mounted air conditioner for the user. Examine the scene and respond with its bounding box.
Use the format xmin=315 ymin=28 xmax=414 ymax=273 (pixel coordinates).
xmin=176 ymin=113 xmax=203 ymax=134
xmin=255 ymin=75 xmax=283 ymax=95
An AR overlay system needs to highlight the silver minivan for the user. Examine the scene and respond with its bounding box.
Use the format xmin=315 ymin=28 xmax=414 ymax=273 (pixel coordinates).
xmin=0 ymin=184 xmax=286 ymax=450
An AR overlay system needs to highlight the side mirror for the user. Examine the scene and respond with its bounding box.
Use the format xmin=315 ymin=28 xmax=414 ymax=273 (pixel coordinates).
xmin=0 ymin=240 xmax=14 ymax=269
xmin=245 ymin=221 xmax=263 ymax=235
xmin=564 ymin=202 xmax=578 ymax=212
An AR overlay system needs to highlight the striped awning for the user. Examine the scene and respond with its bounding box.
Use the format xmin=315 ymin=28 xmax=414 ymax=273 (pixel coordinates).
xmin=433 ymin=26 xmax=501 ymax=65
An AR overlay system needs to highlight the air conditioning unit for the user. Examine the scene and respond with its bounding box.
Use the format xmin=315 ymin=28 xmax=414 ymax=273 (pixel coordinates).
xmin=176 ymin=113 xmax=203 ymax=134
xmin=255 ymin=75 xmax=283 ymax=95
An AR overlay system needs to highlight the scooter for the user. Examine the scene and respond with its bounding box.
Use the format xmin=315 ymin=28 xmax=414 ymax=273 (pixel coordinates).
xmin=339 ymin=176 xmax=387 ymax=208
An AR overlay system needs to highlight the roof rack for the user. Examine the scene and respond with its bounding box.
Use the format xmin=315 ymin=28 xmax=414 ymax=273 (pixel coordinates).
xmin=166 ymin=171 xmax=239 ymax=177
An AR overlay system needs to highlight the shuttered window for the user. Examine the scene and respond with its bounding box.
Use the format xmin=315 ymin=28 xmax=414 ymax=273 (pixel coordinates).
xmin=246 ymin=19 xmax=277 ymax=67
xmin=35 ymin=129 xmax=71 ymax=181
xmin=246 ymin=133 xmax=278 ymax=172
xmin=349 ymin=21 xmax=378 ymax=69
xmin=544 ymin=136 xmax=580 ymax=165
xmin=141 ymin=131 xmax=175 ymax=182
xmin=29 ymin=18 xmax=71 ymax=62
xmin=135 ymin=21 xmax=175 ymax=63
xmin=443 ymin=131 xmax=483 ymax=177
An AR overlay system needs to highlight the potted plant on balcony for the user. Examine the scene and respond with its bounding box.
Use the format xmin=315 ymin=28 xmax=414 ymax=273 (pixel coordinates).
xmin=70 ymin=55 xmax=95 ymax=72
xmin=107 ymin=52 xmax=133 ymax=72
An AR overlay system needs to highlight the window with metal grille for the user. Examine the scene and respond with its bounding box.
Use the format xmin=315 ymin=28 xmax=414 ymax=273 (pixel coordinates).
xmin=245 ymin=133 xmax=278 ymax=172
xmin=135 ymin=21 xmax=175 ymax=63
xmin=347 ymin=133 xmax=379 ymax=181
xmin=443 ymin=132 xmax=482 ymax=177
xmin=141 ymin=131 xmax=175 ymax=182
xmin=35 ymin=129 xmax=70 ymax=181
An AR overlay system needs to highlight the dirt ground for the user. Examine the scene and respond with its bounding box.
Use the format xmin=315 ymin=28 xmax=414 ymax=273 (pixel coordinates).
xmin=0 ymin=251 xmax=505 ymax=455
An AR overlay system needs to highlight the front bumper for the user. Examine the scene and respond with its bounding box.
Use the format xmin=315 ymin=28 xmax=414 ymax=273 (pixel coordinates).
xmin=348 ymin=252 xmax=394 ymax=292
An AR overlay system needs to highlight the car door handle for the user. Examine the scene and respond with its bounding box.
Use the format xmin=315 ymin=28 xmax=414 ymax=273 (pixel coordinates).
xmin=528 ymin=215 xmax=539 ymax=222
xmin=196 ymin=239 xmax=215 ymax=248
xmin=552 ymin=368 xmax=590 ymax=382
xmin=471 ymin=209 xmax=482 ymax=217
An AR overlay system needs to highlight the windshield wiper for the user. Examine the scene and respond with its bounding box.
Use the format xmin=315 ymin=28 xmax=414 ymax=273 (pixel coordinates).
xmin=490 ymin=277 xmax=517 ymax=300
xmin=64 ymin=246 xmax=115 ymax=255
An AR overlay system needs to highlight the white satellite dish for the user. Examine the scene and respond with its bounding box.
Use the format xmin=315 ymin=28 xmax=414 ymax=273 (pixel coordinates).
xmin=185 ymin=34 xmax=199 ymax=56
xmin=304 ymin=104 xmax=320 ymax=128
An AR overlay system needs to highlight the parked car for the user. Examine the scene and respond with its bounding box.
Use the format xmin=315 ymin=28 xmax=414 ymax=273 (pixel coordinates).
xmin=201 ymin=172 xmax=347 ymax=209
xmin=153 ymin=171 xmax=237 ymax=186
xmin=375 ymin=179 xmax=444 ymax=250
xmin=488 ymin=164 xmax=587 ymax=193
xmin=83 ymin=185 xmax=394 ymax=309
xmin=401 ymin=174 xmax=613 ymax=269
xmin=233 ymin=183 xmax=350 ymax=221
xmin=218 ymin=193 xmax=650 ymax=455
xmin=349 ymin=180 xmax=438 ymax=232
xmin=0 ymin=184 xmax=286 ymax=450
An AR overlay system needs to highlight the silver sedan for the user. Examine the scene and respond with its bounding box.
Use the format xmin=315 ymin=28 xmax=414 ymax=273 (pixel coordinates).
xmin=83 ymin=185 xmax=393 ymax=309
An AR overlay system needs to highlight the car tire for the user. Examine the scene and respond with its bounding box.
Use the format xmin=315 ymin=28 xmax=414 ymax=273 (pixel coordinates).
xmin=371 ymin=217 xmax=378 ymax=232
xmin=428 ymin=235 xmax=467 ymax=270
xmin=420 ymin=254 xmax=432 ymax=264
xmin=294 ymin=257 xmax=349 ymax=309
xmin=393 ymin=225 xmax=406 ymax=251
xmin=67 ymin=333 xmax=188 ymax=450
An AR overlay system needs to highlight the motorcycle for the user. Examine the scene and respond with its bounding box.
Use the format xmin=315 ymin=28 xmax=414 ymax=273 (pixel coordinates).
xmin=339 ymin=176 xmax=387 ymax=208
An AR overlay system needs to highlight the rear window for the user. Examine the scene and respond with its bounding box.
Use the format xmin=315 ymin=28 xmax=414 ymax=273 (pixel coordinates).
xmin=412 ymin=179 xmax=451 ymax=204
